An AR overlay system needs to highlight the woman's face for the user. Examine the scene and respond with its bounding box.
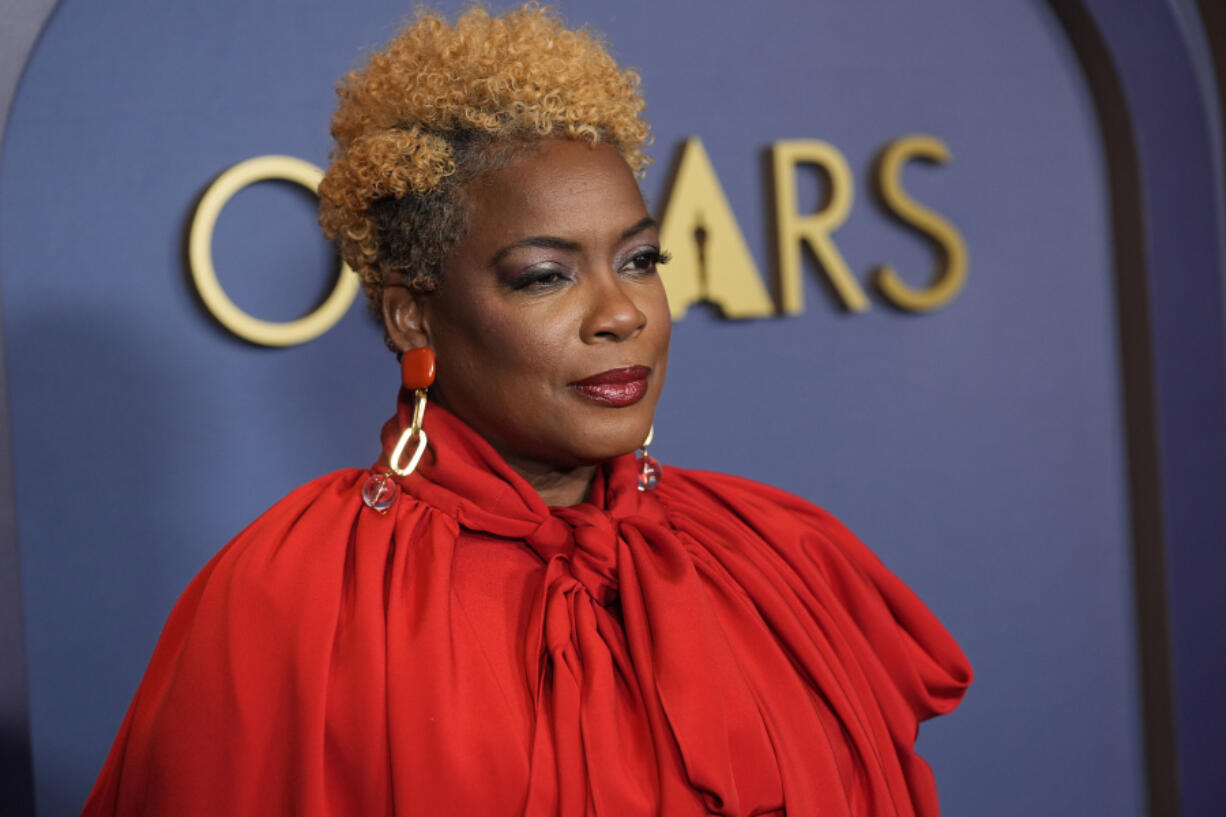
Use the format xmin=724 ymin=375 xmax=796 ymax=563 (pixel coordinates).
xmin=390 ymin=139 xmax=671 ymax=474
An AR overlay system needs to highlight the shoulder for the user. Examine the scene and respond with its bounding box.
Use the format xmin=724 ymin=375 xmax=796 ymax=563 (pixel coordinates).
xmin=220 ymin=466 xmax=448 ymax=555
xmin=143 ymin=466 xmax=453 ymax=690
xmin=84 ymin=468 xmax=453 ymax=813
xmin=653 ymin=465 xmax=887 ymax=600
xmin=656 ymin=465 xmax=972 ymax=718
xmin=655 ymin=465 xmax=926 ymax=604
xmin=183 ymin=469 xmax=368 ymax=612
xmin=213 ymin=468 xmax=368 ymax=567
xmin=655 ymin=465 xmax=856 ymax=542
xmin=657 ymin=461 xmax=970 ymax=716
xmin=191 ymin=467 xmax=450 ymax=618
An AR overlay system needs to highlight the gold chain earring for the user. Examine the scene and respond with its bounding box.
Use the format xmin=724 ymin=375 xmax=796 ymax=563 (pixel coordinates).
xmin=362 ymin=348 xmax=435 ymax=512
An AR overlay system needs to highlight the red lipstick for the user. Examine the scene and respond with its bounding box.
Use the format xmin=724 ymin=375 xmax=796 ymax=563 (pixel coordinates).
xmin=570 ymin=365 xmax=651 ymax=407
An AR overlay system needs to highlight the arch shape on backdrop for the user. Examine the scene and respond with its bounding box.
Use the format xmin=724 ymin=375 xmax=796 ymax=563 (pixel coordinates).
xmin=0 ymin=1 xmax=1223 ymax=815
xmin=1071 ymin=3 xmax=1226 ymax=816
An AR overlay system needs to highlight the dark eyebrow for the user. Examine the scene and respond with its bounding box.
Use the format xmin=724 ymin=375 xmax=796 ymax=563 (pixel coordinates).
xmin=620 ymin=216 xmax=657 ymax=240
xmin=489 ymin=236 xmax=580 ymax=266
xmin=488 ymin=217 xmax=658 ymax=266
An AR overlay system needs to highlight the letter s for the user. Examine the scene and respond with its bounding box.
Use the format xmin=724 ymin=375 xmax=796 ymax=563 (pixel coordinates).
xmin=872 ymin=135 xmax=968 ymax=312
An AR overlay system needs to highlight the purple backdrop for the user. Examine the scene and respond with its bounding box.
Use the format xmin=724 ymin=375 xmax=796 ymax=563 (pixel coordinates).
xmin=1 ymin=1 xmax=1223 ymax=815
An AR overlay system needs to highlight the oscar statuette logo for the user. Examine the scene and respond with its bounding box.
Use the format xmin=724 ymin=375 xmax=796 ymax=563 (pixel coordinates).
xmin=189 ymin=137 xmax=967 ymax=347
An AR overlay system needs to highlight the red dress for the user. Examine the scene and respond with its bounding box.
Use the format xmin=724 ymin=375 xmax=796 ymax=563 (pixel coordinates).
xmin=83 ymin=398 xmax=970 ymax=816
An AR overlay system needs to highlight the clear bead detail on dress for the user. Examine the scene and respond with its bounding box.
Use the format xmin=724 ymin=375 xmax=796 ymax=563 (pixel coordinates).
xmin=362 ymin=473 xmax=399 ymax=512
xmin=637 ymin=455 xmax=661 ymax=491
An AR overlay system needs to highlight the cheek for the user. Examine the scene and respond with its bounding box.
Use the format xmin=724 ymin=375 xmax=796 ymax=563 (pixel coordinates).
xmin=441 ymin=306 xmax=564 ymax=389
xmin=645 ymin=285 xmax=673 ymax=349
xmin=490 ymin=314 xmax=562 ymax=370
xmin=433 ymin=291 xmax=507 ymax=356
xmin=428 ymin=299 xmax=506 ymax=393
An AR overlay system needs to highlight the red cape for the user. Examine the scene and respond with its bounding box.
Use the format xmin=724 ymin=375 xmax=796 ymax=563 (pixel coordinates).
xmin=84 ymin=399 xmax=970 ymax=816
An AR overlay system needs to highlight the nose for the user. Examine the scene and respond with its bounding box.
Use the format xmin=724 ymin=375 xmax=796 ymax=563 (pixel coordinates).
xmin=582 ymin=270 xmax=647 ymax=343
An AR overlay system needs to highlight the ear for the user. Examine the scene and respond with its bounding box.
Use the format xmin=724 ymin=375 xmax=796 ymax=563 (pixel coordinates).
xmin=382 ymin=284 xmax=432 ymax=351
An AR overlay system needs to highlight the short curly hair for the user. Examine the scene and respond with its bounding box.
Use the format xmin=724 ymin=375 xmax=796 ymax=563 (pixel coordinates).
xmin=318 ymin=3 xmax=651 ymax=320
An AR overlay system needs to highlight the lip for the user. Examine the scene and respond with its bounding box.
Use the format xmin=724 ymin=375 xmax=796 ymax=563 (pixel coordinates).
xmin=570 ymin=365 xmax=652 ymax=407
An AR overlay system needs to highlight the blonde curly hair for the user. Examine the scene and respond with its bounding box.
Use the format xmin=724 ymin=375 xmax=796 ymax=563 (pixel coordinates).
xmin=318 ymin=3 xmax=651 ymax=319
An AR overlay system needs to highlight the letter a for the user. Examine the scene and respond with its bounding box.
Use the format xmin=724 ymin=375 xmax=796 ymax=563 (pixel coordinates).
xmin=657 ymin=138 xmax=774 ymax=320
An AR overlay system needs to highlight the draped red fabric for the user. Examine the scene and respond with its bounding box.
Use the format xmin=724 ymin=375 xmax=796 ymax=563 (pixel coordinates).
xmin=83 ymin=397 xmax=970 ymax=816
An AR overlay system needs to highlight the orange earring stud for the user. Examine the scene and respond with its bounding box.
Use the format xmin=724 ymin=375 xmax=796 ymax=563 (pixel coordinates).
xmin=401 ymin=347 xmax=436 ymax=390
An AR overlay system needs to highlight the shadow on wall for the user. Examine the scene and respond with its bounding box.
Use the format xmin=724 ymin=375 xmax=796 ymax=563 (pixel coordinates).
xmin=7 ymin=170 xmax=384 ymax=815
xmin=1 ymin=0 xmax=66 ymax=814
xmin=1194 ymin=0 xmax=1226 ymax=203
xmin=1 ymin=727 xmax=35 ymax=816
xmin=5 ymin=292 xmax=208 ymax=817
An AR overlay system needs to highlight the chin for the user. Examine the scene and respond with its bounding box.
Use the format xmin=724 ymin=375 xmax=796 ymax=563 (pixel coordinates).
xmin=569 ymin=414 xmax=653 ymax=464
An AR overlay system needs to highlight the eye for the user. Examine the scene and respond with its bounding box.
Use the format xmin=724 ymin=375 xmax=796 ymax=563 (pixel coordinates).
xmin=508 ymin=266 xmax=572 ymax=291
xmin=620 ymin=248 xmax=671 ymax=276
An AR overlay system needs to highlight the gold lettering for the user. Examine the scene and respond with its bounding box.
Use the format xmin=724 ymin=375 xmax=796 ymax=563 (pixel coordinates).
xmin=771 ymin=140 xmax=868 ymax=314
xmin=188 ymin=155 xmax=359 ymax=347
xmin=657 ymin=138 xmax=774 ymax=320
xmin=871 ymin=135 xmax=968 ymax=311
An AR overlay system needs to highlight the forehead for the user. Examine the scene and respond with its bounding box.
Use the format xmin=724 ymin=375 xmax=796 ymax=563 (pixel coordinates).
xmin=461 ymin=140 xmax=648 ymax=239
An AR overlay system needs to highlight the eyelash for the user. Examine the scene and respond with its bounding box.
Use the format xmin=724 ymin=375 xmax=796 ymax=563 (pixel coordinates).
xmin=623 ymin=249 xmax=671 ymax=275
xmin=509 ymin=267 xmax=571 ymax=290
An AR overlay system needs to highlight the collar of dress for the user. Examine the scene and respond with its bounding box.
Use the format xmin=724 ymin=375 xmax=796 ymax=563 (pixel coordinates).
xmin=374 ymin=391 xmax=667 ymax=605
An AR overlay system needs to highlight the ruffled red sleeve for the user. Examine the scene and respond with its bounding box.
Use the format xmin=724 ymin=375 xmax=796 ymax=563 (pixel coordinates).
xmin=82 ymin=469 xmax=447 ymax=816
xmin=661 ymin=470 xmax=971 ymax=723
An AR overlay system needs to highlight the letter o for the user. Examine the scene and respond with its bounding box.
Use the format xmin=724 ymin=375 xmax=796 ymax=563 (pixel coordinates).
xmin=188 ymin=155 xmax=359 ymax=347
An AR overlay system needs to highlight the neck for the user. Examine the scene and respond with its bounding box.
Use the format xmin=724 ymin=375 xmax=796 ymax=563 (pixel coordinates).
xmin=427 ymin=391 xmax=600 ymax=507
xmin=504 ymin=457 xmax=598 ymax=507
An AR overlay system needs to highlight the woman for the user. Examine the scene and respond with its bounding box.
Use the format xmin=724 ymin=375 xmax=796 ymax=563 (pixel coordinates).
xmin=84 ymin=5 xmax=970 ymax=816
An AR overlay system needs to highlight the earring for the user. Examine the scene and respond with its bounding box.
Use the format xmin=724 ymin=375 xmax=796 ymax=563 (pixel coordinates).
xmin=636 ymin=425 xmax=661 ymax=491
xmin=362 ymin=348 xmax=436 ymax=512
